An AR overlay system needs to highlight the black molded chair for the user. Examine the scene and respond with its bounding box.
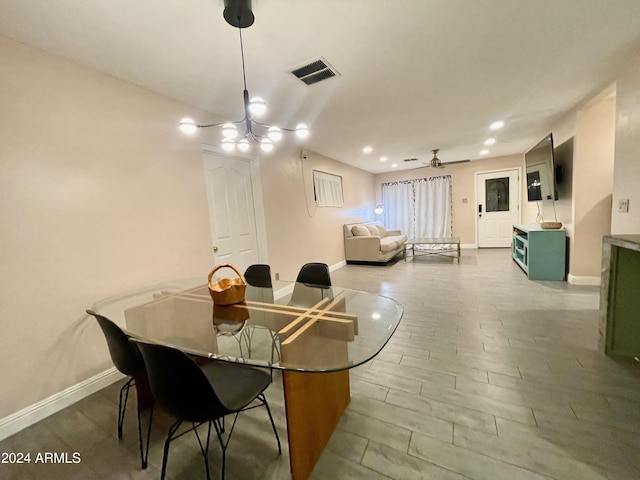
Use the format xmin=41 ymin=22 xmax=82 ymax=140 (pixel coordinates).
xmin=289 ymin=263 xmax=333 ymax=308
xmin=86 ymin=310 xmax=152 ymax=469
xmin=130 ymin=339 xmax=281 ymax=480
xmin=244 ymin=264 xmax=272 ymax=288
xmin=295 ymin=262 xmax=332 ymax=287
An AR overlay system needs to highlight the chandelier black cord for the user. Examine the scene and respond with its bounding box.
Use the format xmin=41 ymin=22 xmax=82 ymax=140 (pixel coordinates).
xmin=178 ymin=0 xmax=309 ymax=151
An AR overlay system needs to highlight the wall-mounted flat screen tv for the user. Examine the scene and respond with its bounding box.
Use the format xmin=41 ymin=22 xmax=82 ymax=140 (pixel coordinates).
xmin=525 ymin=133 xmax=557 ymax=202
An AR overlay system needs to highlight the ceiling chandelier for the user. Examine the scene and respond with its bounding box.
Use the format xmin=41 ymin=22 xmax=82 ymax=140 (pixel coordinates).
xmin=179 ymin=0 xmax=309 ymax=153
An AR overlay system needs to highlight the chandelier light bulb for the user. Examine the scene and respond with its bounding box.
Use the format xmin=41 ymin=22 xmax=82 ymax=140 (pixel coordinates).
xmin=177 ymin=4 xmax=310 ymax=152
xmin=260 ymin=138 xmax=274 ymax=152
xmin=179 ymin=118 xmax=197 ymax=134
xmin=267 ymin=126 xmax=283 ymax=142
xmin=295 ymin=123 xmax=309 ymax=138
xmin=221 ymin=138 xmax=236 ymax=152
xmin=222 ymin=123 xmax=238 ymax=139
xmin=249 ymin=97 xmax=266 ymax=116
xmin=237 ymin=138 xmax=250 ymax=152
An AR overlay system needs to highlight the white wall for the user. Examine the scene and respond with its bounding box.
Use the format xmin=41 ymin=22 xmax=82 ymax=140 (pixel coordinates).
xmin=259 ymin=148 xmax=375 ymax=280
xmin=0 ymin=36 xmax=215 ymax=418
xmin=612 ymin=51 xmax=640 ymax=233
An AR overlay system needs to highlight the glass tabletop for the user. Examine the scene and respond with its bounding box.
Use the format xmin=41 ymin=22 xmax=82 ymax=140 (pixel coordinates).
xmin=91 ymin=278 xmax=403 ymax=373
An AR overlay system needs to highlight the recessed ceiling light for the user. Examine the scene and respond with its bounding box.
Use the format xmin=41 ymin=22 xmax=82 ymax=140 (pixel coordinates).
xmin=380 ymin=156 xmax=388 ymax=162
xmin=489 ymin=120 xmax=504 ymax=130
xmin=484 ymin=138 xmax=496 ymax=146
xmin=391 ymin=163 xmax=398 ymax=168
xmin=480 ymin=149 xmax=489 ymax=155
xmin=363 ymin=146 xmax=373 ymax=153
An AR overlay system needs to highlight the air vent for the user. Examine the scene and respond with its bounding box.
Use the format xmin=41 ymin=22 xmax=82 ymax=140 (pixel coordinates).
xmin=291 ymin=57 xmax=340 ymax=86
xmin=402 ymin=158 xmax=418 ymax=162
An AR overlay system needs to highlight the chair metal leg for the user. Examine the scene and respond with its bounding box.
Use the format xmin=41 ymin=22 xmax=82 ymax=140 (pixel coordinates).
xmin=259 ymin=394 xmax=281 ymax=454
xmin=137 ymin=402 xmax=154 ymax=469
xmin=193 ymin=421 xmax=213 ymax=480
xmin=117 ymin=378 xmax=134 ymax=438
xmin=161 ymin=419 xmax=182 ymax=480
xmin=213 ymin=413 xmax=241 ymax=480
xmin=213 ymin=419 xmax=228 ymax=480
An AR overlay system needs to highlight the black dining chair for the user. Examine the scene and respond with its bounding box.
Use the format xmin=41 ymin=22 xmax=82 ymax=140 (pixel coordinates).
xmin=130 ymin=339 xmax=281 ymax=480
xmin=295 ymin=262 xmax=332 ymax=287
xmin=289 ymin=263 xmax=333 ymax=308
xmin=244 ymin=264 xmax=272 ymax=288
xmin=86 ymin=310 xmax=152 ymax=469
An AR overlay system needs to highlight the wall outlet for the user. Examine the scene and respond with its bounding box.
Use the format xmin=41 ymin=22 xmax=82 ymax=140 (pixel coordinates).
xmin=618 ymin=199 xmax=630 ymax=213
xmin=275 ymin=272 xmax=280 ymax=281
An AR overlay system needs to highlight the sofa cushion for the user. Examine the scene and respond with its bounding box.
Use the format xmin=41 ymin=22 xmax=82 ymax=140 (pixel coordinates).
xmin=376 ymin=225 xmax=387 ymax=237
xmin=365 ymin=224 xmax=380 ymax=237
xmin=380 ymin=237 xmax=399 ymax=253
xmin=351 ymin=225 xmax=370 ymax=236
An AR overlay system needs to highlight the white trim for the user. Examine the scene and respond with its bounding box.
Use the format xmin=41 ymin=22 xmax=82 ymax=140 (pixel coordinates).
xmin=461 ymin=243 xmax=478 ymax=249
xmin=274 ymin=283 xmax=295 ymax=301
xmin=0 ymin=367 xmax=124 ymax=442
xmin=329 ymin=260 xmax=347 ymax=271
xmin=248 ymin=155 xmax=270 ymax=264
xmin=567 ymin=274 xmax=601 ymax=286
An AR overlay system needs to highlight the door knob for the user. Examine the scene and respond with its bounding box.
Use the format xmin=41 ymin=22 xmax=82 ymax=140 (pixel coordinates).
xmin=213 ymin=246 xmax=219 ymax=252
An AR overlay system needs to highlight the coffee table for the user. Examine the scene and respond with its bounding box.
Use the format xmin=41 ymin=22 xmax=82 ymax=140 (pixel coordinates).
xmin=404 ymin=237 xmax=461 ymax=262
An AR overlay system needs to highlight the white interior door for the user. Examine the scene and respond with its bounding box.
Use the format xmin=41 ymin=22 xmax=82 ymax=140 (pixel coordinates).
xmin=203 ymin=151 xmax=260 ymax=274
xmin=477 ymin=169 xmax=520 ymax=247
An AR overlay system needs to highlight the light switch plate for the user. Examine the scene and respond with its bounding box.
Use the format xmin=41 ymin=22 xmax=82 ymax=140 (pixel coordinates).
xmin=618 ymin=199 xmax=629 ymax=213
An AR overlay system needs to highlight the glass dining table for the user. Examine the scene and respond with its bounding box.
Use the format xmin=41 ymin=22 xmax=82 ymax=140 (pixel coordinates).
xmin=91 ymin=278 xmax=403 ymax=480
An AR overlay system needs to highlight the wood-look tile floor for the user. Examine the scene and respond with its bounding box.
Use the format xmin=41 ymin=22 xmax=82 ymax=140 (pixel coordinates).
xmin=2 ymin=248 xmax=640 ymax=479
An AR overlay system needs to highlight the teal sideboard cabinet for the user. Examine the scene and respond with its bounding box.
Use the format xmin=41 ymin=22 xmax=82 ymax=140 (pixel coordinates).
xmin=512 ymin=224 xmax=566 ymax=281
xmin=599 ymin=235 xmax=640 ymax=359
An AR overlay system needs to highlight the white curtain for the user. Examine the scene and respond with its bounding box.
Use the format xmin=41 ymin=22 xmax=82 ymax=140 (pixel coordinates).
xmin=382 ymin=176 xmax=452 ymax=244
xmin=313 ymin=170 xmax=344 ymax=207
xmin=414 ymin=176 xmax=452 ymax=239
xmin=381 ymin=181 xmax=413 ymax=237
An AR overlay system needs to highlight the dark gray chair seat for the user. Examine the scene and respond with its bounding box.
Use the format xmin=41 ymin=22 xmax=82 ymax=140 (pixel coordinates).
xmin=130 ymin=339 xmax=280 ymax=480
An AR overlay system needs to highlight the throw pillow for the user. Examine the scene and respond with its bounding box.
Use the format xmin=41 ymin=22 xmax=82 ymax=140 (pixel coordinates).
xmin=376 ymin=225 xmax=387 ymax=237
xmin=365 ymin=224 xmax=380 ymax=237
xmin=351 ymin=225 xmax=370 ymax=236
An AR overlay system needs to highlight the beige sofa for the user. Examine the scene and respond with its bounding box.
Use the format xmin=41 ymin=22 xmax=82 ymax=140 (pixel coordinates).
xmin=343 ymin=221 xmax=407 ymax=264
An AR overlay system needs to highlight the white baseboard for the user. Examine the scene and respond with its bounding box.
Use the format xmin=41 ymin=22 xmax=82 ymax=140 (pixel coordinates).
xmin=330 ymin=260 xmax=347 ymax=271
xmin=0 ymin=367 xmax=124 ymax=442
xmin=461 ymin=244 xmax=477 ymax=249
xmin=567 ymin=274 xmax=601 ymax=286
xmin=274 ymin=283 xmax=294 ymax=301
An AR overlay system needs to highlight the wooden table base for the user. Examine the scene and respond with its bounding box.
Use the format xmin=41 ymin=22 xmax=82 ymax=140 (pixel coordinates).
xmin=282 ymin=369 xmax=350 ymax=480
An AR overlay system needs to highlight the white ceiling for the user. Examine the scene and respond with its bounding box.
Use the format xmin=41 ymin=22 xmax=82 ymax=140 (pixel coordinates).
xmin=2 ymin=0 xmax=640 ymax=173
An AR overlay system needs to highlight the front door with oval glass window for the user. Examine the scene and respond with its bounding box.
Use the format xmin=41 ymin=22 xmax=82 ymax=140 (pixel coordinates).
xmin=477 ymin=169 xmax=520 ymax=247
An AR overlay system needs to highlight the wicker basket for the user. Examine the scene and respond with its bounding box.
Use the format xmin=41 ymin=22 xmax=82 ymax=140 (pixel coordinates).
xmin=208 ymin=264 xmax=246 ymax=306
xmin=541 ymin=221 xmax=563 ymax=230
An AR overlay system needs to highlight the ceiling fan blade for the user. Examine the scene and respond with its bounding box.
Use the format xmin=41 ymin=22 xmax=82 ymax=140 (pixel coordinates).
xmin=443 ymin=159 xmax=471 ymax=165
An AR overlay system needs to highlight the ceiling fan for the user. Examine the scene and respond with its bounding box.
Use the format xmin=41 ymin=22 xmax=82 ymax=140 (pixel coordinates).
xmin=424 ymin=149 xmax=470 ymax=168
